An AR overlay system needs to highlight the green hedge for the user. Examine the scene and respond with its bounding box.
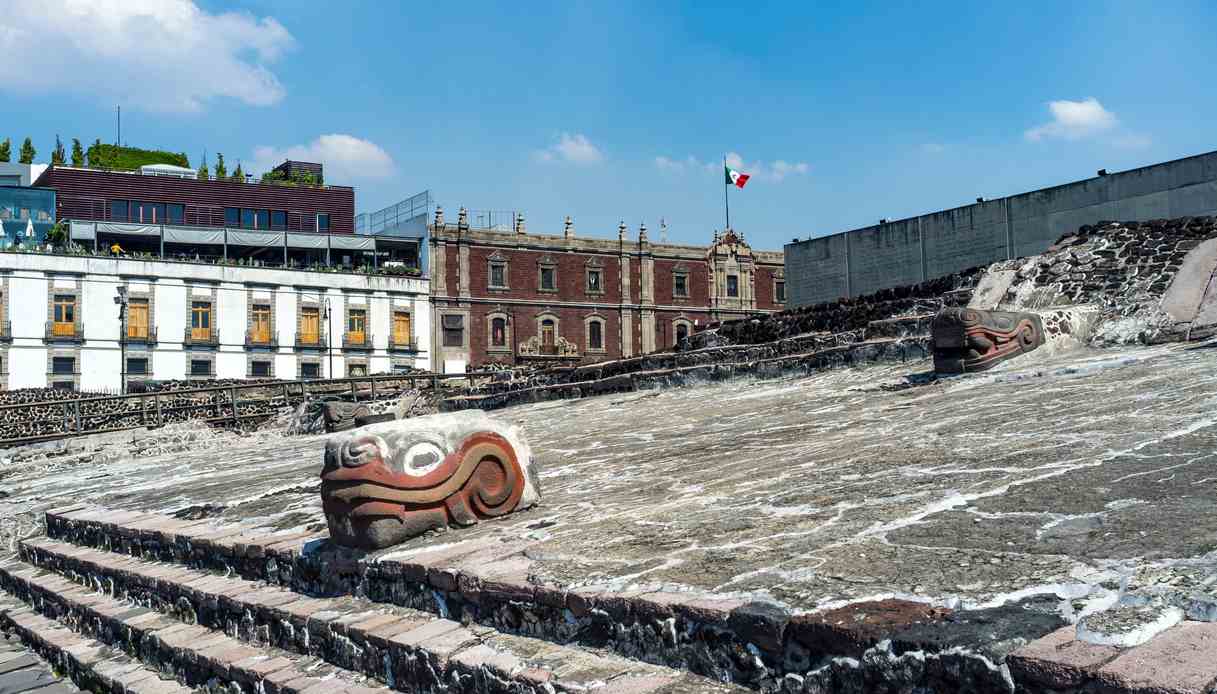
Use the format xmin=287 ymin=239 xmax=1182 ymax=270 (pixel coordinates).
xmin=85 ymin=143 xmax=189 ymax=170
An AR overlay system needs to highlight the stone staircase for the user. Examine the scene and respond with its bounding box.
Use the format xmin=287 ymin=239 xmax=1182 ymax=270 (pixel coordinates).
xmin=0 ymin=510 xmax=747 ymax=694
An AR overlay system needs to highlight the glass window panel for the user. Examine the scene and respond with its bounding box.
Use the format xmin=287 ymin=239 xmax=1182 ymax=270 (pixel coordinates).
xmin=491 ymin=318 xmax=506 ymax=347
xmin=727 ymin=275 xmax=739 ymax=297
xmin=127 ymin=358 xmax=148 ymax=375
xmin=301 ymin=362 xmax=320 ymax=379
xmin=190 ymin=360 xmax=211 ymax=376
xmin=110 ymin=200 xmax=129 ymax=221
xmin=241 ymin=209 xmax=255 ymax=228
xmin=540 ymin=268 xmax=555 ymax=290
xmin=589 ymin=321 xmax=603 ymax=349
xmin=251 ymin=361 xmax=271 ymax=377
xmin=52 ymin=357 xmax=75 ymax=375
xmin=255 ymin=210 xmax=269 ymax=229
xmin=317 ymin=214 xmax=330 ymax=231
xmin=271 ymin=211 xmax=287 ymax=230
xmin=167 ymin=204 xmax=184 ymax=224
xmin=224 ymin=208 xmax=239 ymax=226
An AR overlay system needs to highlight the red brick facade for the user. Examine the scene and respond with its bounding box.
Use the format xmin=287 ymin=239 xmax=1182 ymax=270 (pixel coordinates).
xmin=429 ymin=212 xmax=783 ymax=371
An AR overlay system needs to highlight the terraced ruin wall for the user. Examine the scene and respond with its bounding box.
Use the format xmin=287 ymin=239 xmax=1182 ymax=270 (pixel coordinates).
xmin=786 ymin=150 xmax=1217 ymax=306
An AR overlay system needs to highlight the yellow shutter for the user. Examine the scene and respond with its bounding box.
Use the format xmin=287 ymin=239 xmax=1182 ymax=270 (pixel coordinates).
xmin=393 ymin=312 xmax=411 ymax=344
xmin=128 ymin=300 xmax=149 ymax=338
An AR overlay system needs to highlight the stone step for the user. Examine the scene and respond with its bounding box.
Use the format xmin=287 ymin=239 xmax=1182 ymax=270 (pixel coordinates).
xmin=862 ymin=313 xmax=935 ymax=340
xmin=16 ymin=537 xmax=745 ymax=694
xmin=0 ymin=558 xmax=391 ymax=694
xmin=0 ymin=600 xmax=193 ymax=694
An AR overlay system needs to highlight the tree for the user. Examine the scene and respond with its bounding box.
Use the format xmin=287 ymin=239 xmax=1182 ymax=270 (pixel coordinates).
xmin=46 ymin=222 xmax=68 ymax=248
xmin=51 ymin=135 xmax=66 ymax=165
xmin=18 ymin=137 xmax=35 ymax=164
xmin=214 ymin=153 xmax=227 ymax=179
xmin=231 ymin=162 xmax=244 ymax=182
xmin=70 ymin=138 xmax=84 ymax=167
xmin=87 ymin=138 xmax=102 ymax=167
xmin=0 ymin=138 xmax=10 ymax=163
xmin=196 ymin=162 xmax=210 ymax=180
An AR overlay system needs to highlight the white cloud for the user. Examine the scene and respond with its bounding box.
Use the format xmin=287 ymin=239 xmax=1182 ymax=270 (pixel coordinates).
xmin=249 ymin=134 xmax=395 ymax=182
xmin=0 ymin=0 xmax=294 ymax=113
xmin=535 ymin=133 xmax=603 ymax=165
xmin=1025 ymin=98 xmax=1118 ymax=142
xmin=723 ymin=151 xmax=810 ymax=182
xmin=654 ymin=155 xmax=701 ymax=172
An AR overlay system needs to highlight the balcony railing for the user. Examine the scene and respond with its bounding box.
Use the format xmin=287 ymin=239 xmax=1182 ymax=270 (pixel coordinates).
xmin=0 ymin=321 xmax=9 ymax=343
xmin=387 ymin=335 xmax=418 ymax=352
xmin=245 ymin=329 xmax=280 ymax=349
xmin=183 ymin=327 xmax=221 ymax=348
xmin=342 ymin=332 xmax=373 ymax=350
xmin=121 ymin=325 xmax=158 ymax=345
xmin=294 ymin=332 xmax=326 ymax=350
xmin=45 ymin=321 xmax=83 ymax=343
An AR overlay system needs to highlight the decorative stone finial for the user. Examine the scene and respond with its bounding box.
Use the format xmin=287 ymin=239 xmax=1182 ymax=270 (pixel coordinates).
xmin=659 ymin=218 xmax=668 ymax=243
xmin=638 ymin=222 xmax=648 ymax=243
xmin=434 ymin=205 xmax=444 ymax=227
xmin=618 ymin=219 xmax=627 ymax=241
xmin=516 ymin=212 xmax=526 ymax=235
xmin=714 ymin=229 xmax=721 ymax=242
xmin=457 ymin=206 xmax=468 ymax=231
xmin=563 ymin=215 xmax=574 ymax=239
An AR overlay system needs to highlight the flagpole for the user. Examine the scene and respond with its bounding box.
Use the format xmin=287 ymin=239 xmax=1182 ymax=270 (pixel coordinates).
xmin=723 ymin=154 xmax=730 ymax=232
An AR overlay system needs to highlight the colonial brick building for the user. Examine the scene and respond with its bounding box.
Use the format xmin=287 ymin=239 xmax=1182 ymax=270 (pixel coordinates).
xmin=428 ymin=208 xmax=785 ymax=371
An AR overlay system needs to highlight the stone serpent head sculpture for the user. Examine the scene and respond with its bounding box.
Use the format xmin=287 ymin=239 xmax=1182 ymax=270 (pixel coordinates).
xmin=931 ymin=307 xmax=1046 ymax=374
xmin=320 ymin=411 xmax=541 ymax=549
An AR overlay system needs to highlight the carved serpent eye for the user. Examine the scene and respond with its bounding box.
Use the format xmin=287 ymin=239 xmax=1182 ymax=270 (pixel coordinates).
xmin=341 ymin=435 xmax=387 ymax=468
xmin=401 ymin=441 xmax=446 ymax=477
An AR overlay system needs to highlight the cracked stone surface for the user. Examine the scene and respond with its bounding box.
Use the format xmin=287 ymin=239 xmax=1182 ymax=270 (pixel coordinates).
xmin=3 ymin=340 xmax=1217 ymax=620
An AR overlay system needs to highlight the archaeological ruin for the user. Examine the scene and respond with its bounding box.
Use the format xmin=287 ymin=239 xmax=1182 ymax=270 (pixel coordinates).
xmin=1 ymin=215 xmax=1216 ymax=693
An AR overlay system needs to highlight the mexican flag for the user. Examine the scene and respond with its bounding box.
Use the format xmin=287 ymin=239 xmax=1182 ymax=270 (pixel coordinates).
xmin=725 ymin=165 xmax=750 ymax=189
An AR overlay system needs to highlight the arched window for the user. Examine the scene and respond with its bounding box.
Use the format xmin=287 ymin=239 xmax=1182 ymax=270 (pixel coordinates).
xmin=541 ymin=319 xmax=556 ymax=347
xmin=589 ymin=320 xmax=603 ymax=350
xmin=676 ymin=323 xmax=689 ymax=344
xmin=491 ymin=317 xmax=507 ymax=347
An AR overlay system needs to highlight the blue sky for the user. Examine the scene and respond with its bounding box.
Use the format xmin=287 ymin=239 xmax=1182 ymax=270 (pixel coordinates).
xmin=1 ymin=1 xmax=1215 ymax=249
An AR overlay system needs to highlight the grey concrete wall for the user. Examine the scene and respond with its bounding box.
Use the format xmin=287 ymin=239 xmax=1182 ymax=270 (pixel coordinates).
xmin=786 ymin=150 xmax=1217 ymax=307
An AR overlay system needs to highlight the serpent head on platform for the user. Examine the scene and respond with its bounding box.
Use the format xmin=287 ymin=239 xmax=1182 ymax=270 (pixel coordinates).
xmin=320 ymin=411 xmax=541 ymax=550
xmin=931 ymin=307 xmax=1046 ymax=374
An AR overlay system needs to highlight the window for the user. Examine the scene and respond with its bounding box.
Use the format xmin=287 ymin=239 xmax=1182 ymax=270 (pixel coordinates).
xmin=540 ymin=267 xmax=556 ymax=291
xmin=676 ymin=323 xmax=690 ymax=345
xmin=673 ymin=273 xmax=689 ymax=298
xmin=131 ymin=201 xmax=165 ymax=224
xmin=52 ymin=295 xmax=76 ymax=336
xmin=348 ymin=363 xmax=367 ymax=377
xmin=299 ymin=307 xmax=320 ymax=345
xmin=127 ymin=298 xmax=149 ymax=339
xmin=52 ymin=380 xmax=74 ymax=391
xmin=442 ymin=315 xmax=464 ymax=348
xmin=541 ymin=319 xmax=556 ymax=348
xmin=127 ymin=357 xmax=148 ymax=375
xmin=392 ymin=311 xmax=412 ymax=346
xmin=587 ymin=269 xmax=602 ymax=293
xmin=317 ymin=214 xmax=330 ymax=232
xmin=588 ymin=320 xmax=603 ymax=350
xmin=224 ymin=208 xmax=239 ymax=226
xmin=250 ymin=304 xmax=272 ymax=344
xmin=110 ymin=200 xmax=130 ymax=222
xmin=489 ymin=263 xmax=507 ymax=289
xmin=241 ymin=209 xmax=255 ymax=228
xmin=348 ymin=309 xmax=367 ymax=343
xmin=490 ymin=317 xmax=507 ymax=348
xmin=52 ymin=356 xmax=75 ymax=375
xmin=167 ymin=204 xmax=185 ymax=225
xmin=254 ymin=210 xmax=270 ymax=229
xmin=191 ymin=301 xmax=212 ymax=340
xmin=775 ymin=280 xmax=786 ymax=303
xmin=300 ymin=362 xmax=320 ymax=379
xmin=392 ymin=363 xmax=413 ymax=374
xmin=271 ymin=210 xmax=287 ymax=230
xmin=190 ymin=359 xmax=211 ymax=377
xmin=726 ymin=274 xmax=739 ymax=297
xmin=250 ymin=360 xmax=271 ymax=378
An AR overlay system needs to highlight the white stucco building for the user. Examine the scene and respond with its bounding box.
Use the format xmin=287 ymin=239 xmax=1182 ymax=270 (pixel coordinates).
xmin=0 ymin=252 xmax=430 ymax=392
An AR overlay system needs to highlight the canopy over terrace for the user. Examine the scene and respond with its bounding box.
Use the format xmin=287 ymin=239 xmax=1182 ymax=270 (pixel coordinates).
xmin=69 ymin=220 xmax=421 ymax=271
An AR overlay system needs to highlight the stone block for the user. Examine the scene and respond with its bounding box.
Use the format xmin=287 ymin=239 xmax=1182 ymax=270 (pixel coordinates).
xmin=788 ymin=599 xmax=952 ymax=659
xmin=1092 ymin=621 xmax=1217 ymax=694
xmin=1006 ymin=626 xmax=1119 ymax=689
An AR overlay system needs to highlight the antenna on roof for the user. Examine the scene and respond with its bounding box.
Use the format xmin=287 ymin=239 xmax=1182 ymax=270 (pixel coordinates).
xmin=659 ymin=217 xmax=668 ymax=243
xmin=116 ymin=105 xmax=121 ymax=146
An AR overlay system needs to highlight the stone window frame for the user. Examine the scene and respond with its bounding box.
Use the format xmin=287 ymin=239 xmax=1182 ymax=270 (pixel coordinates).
xmin=537 ymin=255 xmax=558 ymax=293
xmin=46 ymin=346 xmax=81 ymax=390
xmin=485 ymin=310 xmax=512 ymax=353
xmin=246 ymin=288 xmax=277 ymax=348
xmin=439 ymin=310 xmax=470 ymax=350
xmin=583 ymin=313 xmax=607 ymax=353
xmin=295 ymin=291 xmax=328 ymax=350
xmin=343 ymin=296 xmax=371 ymax=350
xmin=672 ymin=263 xmax=691 ymax=299
xmin=390 ymin=357 xmax=416 ymax=374
xmin=0 ymin=275 xmax=10 ymax=340
xmin=247 ymin=353 xmax=275 ymax=379
xmin=726 ymin=273 xmax=740 ymax=298
xmin=46 ymin=279 xmax=83 ymax=343
xmin=187 ymin=353 xmax=216 ymax=380
xmin=672 ymin=317 xmax=695 ymax=347
xmin=123 ymin=346 xmax=153 ymax=389
xmin=487 ymin=250 xmax=510 ymax=290
xmin=298 ymin=356 xmax=322 ymax=380
xmin=772 ymin=272 xmax=786 ymax=305
xmin=535 ymin=311 xmax=561 ymax=345
xmin=185 ymin=285 xmax=218 ymax=348
xmin=584 ymin=257 xmax=606 ymax=297
xmin=121 ymin=280 xmax=156 ymax=344
xmin=389 ymin=298 xmax=415 ymax=349
xmin=345 ymin=356 xmax=369 ymax=378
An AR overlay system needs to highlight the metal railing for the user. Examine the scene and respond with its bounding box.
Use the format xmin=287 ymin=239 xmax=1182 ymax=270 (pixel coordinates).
xmin=45 ymin=321 xmax=83 ymax=342
xmin=121 ymin=325 xmax=158 ymax=345
xmin=342 ymin=332 xmax=373 ymax=350
xmin=183 ymin=327 xmax=221 ymax=347
xmin=387 ymin=336 xmax=418 ymax=352
xmin=294 ymin=332 xmax=326 ymax=350
xmin=245 ymin=329 xmax=279 ymax=349
xmin=0 ymin=320 xmax=9 ymax=342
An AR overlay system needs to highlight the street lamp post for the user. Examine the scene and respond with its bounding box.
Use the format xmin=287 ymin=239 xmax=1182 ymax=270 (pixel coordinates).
xmin=114 ymin=286 xmax=128 ymax=394
xmin=322 ymin=297 xmax=333 ymax=379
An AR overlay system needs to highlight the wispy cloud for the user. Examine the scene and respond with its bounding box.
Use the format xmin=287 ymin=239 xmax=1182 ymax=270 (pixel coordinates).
xmin=535 ymin=133 xmax=604 ymax=165
xmin=250 ymin=134 xmax=395 ymax=182
xmin=1025 ymin=97 xmax=1118 ymax=142
xmin=0 ymin=0 xmax=294 ymax=113
xmin=655 ymin=152 xmax=811 ymax=182
xmin=920 ymin=143 xmax=947 ymax=154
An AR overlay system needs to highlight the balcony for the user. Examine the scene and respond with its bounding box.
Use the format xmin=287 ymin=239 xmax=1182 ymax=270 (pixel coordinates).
xmin=121 ymin=325 xmax=158 ymax=346
xmin=294 ymin=332 xmax=327 ymax=350
xmin=183 ymin=327 xmax=221 ymax=348
xmin=245 ymin=329 xmax=280 ymax=350
xmin=342 ymin=332 xmax=373 ymax=351
xmin=387 ymin=335 xmax=418 ymax=352
xmin=0 ymin=321 xmax=9 ymax=343
xmin=45 ymin=321 xmax=84 ymax=343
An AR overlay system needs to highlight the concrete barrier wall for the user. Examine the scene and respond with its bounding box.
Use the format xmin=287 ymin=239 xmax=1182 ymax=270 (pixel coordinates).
xmin=786 ymin=150 xmax=1217 ymax=307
